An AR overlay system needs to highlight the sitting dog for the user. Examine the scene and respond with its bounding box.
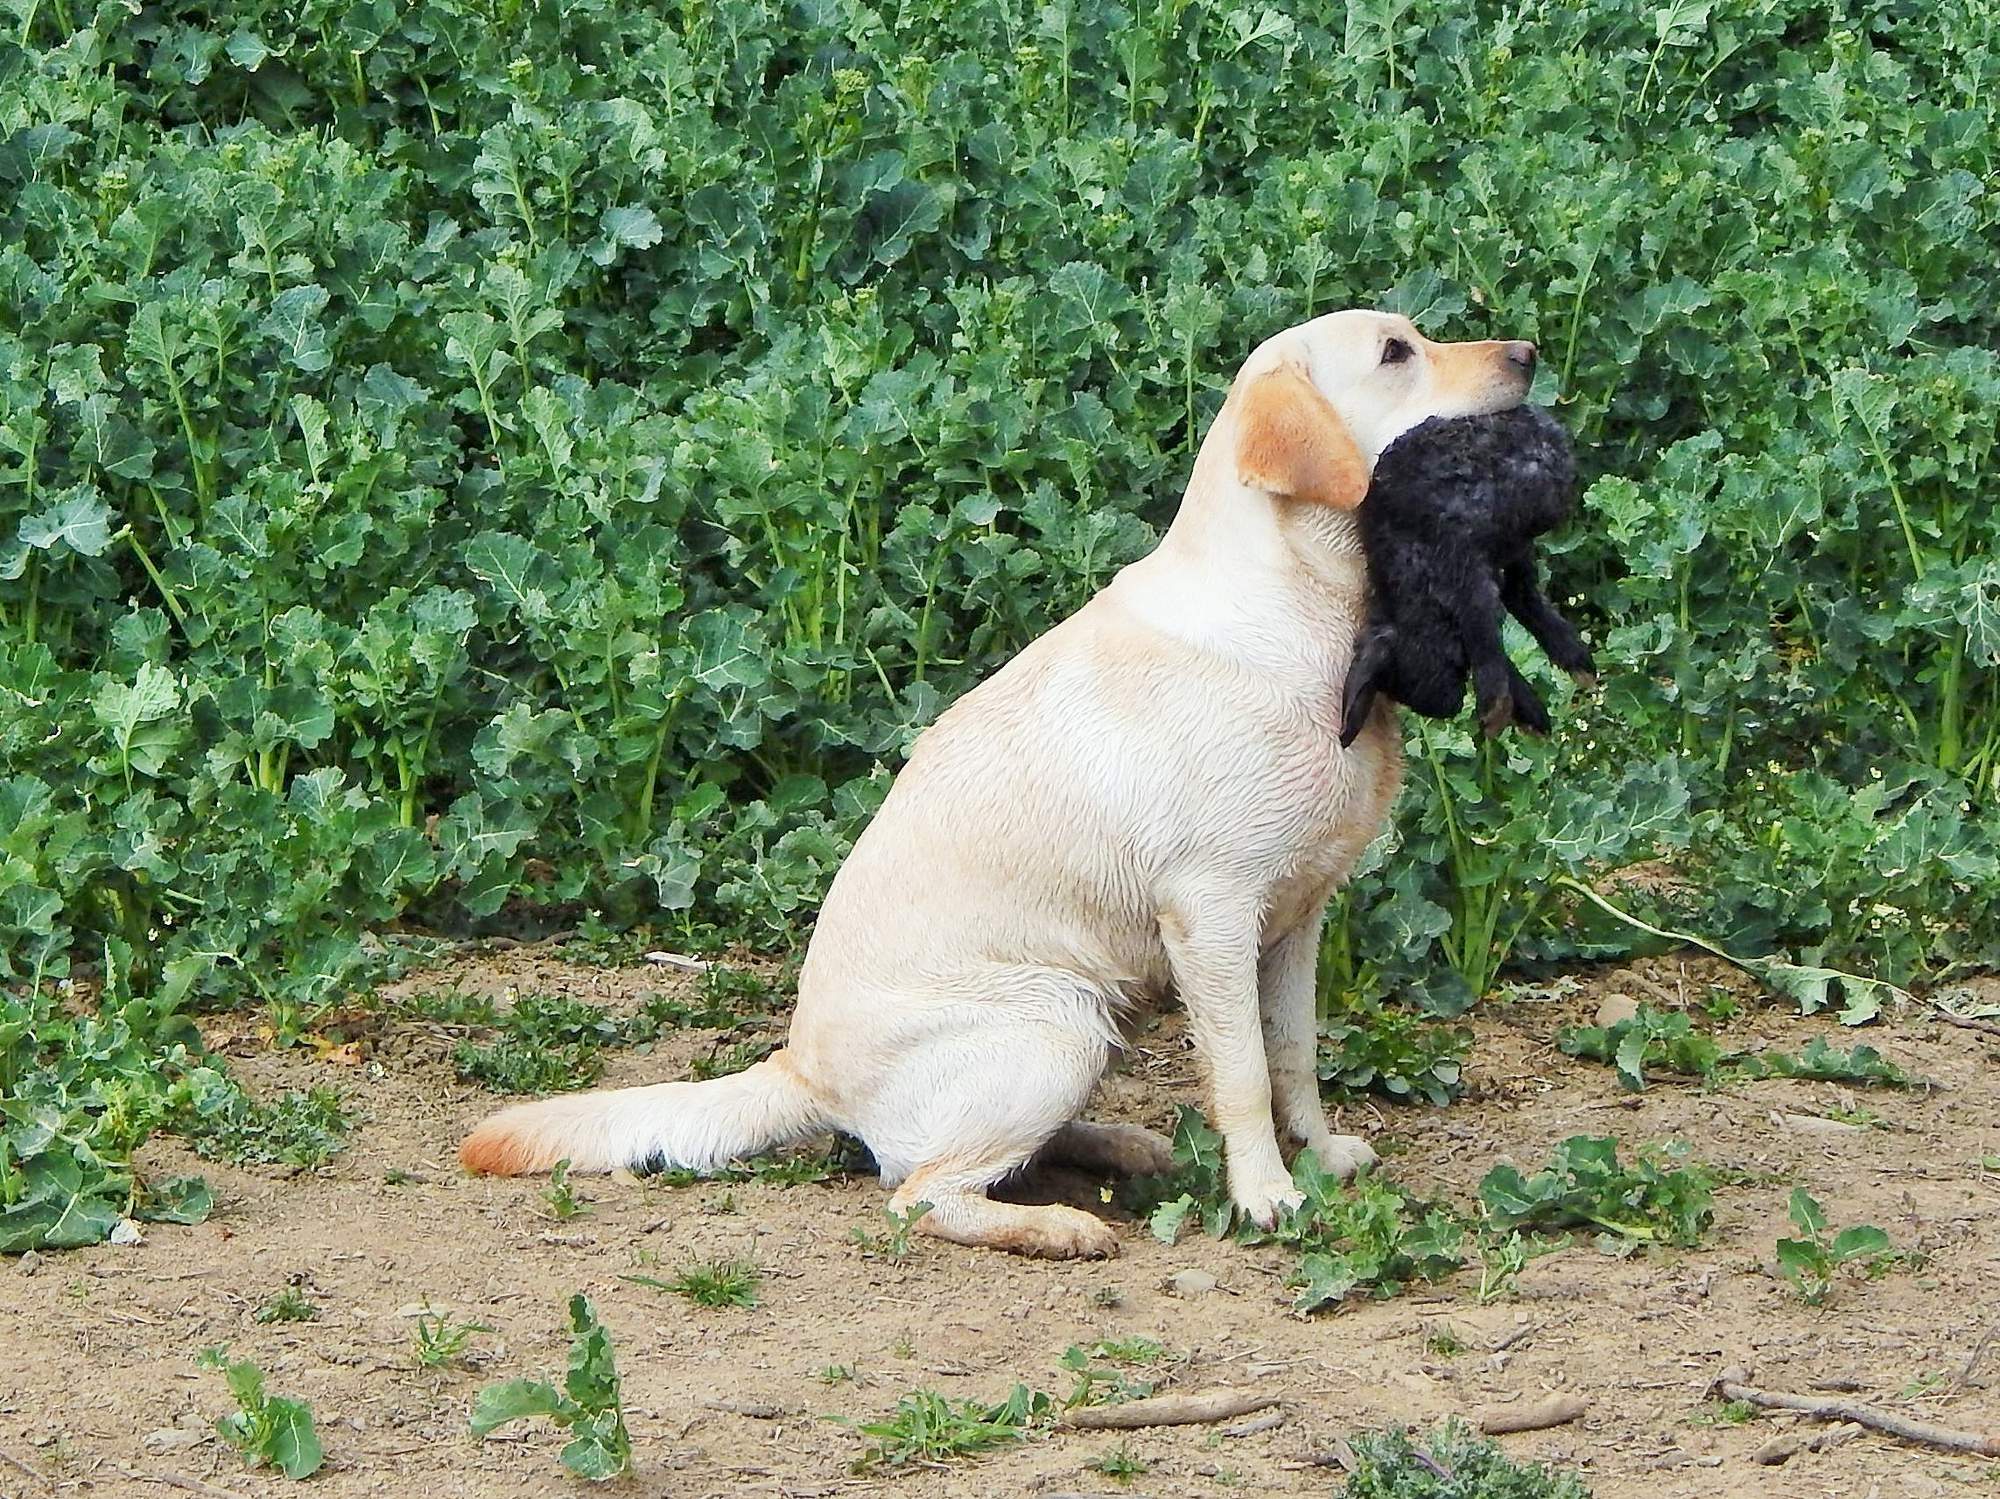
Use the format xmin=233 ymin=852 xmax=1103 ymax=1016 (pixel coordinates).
xmin=461 ymin=312 xmax=1539 ymax=1258
xmin=1338 ymin=405 xmax=1595 ymax=746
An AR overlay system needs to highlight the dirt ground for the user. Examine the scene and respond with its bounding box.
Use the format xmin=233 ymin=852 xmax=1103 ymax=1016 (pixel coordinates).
xmin=3 ymin=947 xmax=1997 ymax=1499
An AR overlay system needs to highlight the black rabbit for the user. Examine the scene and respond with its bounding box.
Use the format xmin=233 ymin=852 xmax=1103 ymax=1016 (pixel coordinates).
xmin=1339 ymin=405 xmax=1596 ymax=747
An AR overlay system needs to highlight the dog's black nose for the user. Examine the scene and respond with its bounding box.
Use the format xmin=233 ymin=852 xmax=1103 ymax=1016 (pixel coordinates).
xmin=1505 ymin=340 xmax=1538 ymax=373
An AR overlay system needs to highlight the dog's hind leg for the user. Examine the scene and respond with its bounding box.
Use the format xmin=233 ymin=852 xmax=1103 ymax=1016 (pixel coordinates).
xmin=865 ymin=1004 xmax=1121 ymax=1259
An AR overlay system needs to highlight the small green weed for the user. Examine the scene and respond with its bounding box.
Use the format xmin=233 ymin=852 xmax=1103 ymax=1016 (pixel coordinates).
xmin=820 ymin=1363 xmax=858 ymax=1385
xmin=1775 ymin=1189 xmax=1895 ymax=1304
xmin=1423 ymin=1324 xmax=1465 ymax=1359
xmin=850 ymin=1202 xmax=931 ymax=1261
xmin=179 ymin=1083 xmax=351 ymax=1169
xmin=1690 ymin=1398 xmax=1756 ymax=1427
xmin=1089 ymin=1443 xmax=1151 ymax=1481
xmin=470 ymin=1294 xmax=632 ymax=1481
xmin=412 ymin=1305 xmax=492 ymax=1370
xmin=198 ymin=1349 xmax=323 ymax=1480
xmin=542 ymin=1159 xmax=590 ymax=1221
xmin=1479 ymin=1136 xmax=1713 ymax=1249
xmin=1473 ymin=1229 xmax=1568 ymax=1302
xmin=254 ymin=1287 xmax=318 ymax=1324
xmin=1318 ymin=1001 xmax=1471 ymax=1106
xmin=626 ymin=1255 xmax=760 ymax=1309
xmin=849 ymin=1385 xmax=1052 ymax=1470
xmin=1340 ymin=1420 xmax=1589 ymax=1497
xmin=1058 ymin=1342 xmax=1161 ymax=1409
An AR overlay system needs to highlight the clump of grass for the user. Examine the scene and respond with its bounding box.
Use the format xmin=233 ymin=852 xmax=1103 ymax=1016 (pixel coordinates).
xmin=253 ymin=1286 xmax=318 ymax=1324
xmin=626 ymin=1256 xmax=760 ymax=1309
xmin=849 ymin=1385 xmax=1052 ymax=1470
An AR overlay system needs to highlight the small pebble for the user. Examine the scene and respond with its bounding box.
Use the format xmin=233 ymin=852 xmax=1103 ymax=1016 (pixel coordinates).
xmin=110 ymin=1219 xmax=144 ymax=1247
xmin=1166 ymin=1269 xmax=1219 ymax=1297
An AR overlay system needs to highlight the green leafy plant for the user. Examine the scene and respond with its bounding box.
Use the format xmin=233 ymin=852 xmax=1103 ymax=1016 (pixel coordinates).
xmin=199 ymin=1349 xmax=324 ymax=1480
xmin=470 ymin=1295 xmax=632 ymax=1481
xmin=1559 ymin=1005 xmax=1917 ymax=1092
xmin=178 ymin=1082 xmax=351 ymax=1170
xmin=848 ymin=1385 xmax=1053 ymax=1471
xmin=541 ymin=1159 xmax=589 ymax=1221
xmin=1774 ymin=1189 xmax=1895 ymax=1305
xmin=1319 ymin=1000 xmax=1471 ymax=1106
xmin=1340 ymin=1420 xmax=1589 ymax=1497
xmin=1057 ymin=1341 xmax=1166 ymax=1409
xmin=1135 ymin=1108 xmax=1464 ymax=1312
xmin=1479 ymin=1136 xmax=1713 ymax=1249
xmin=412 ymin=1305 xmax=492 ymax=1370
xmin=1474 ymin=1230 xmax=1568 ymax=1303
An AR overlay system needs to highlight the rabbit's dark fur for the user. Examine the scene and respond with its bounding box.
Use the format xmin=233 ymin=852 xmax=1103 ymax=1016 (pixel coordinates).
xmin=1339 ymin=405 xmax=1595 ymax=747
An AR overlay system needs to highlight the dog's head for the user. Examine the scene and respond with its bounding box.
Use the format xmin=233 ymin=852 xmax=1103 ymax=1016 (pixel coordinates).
xmin=1230 ymin=310 xmax=1537 ymax=510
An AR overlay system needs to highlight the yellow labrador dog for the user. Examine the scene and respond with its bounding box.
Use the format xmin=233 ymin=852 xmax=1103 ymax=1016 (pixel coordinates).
xmin=462 ymin=310 xmax=1537 ymax=1258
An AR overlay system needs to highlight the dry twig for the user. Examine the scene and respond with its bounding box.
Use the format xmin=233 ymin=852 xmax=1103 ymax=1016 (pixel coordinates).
xmin=1716 ymin=1368 xmax=2000 ymax=1457
xmin=1064 ymin=1389 xmax=1278 ymax=1430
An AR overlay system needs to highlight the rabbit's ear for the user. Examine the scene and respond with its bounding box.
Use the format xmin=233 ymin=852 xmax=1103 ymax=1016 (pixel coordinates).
xmin=1234 ymin=365 xmax=1368 ymax=509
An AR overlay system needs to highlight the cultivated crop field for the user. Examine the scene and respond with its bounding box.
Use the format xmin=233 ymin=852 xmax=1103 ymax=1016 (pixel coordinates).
xmin=5 ymin=0 xmax=2000 ymax=1494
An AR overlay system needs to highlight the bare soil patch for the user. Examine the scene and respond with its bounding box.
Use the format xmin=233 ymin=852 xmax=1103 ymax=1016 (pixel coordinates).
xmin=4 ymin=951 xmax=1996 ymax=1498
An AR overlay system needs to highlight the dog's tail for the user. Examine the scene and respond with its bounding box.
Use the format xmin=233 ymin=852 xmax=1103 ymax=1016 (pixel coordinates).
xmin=459 ymin=1050 xmax=829 ymax=1177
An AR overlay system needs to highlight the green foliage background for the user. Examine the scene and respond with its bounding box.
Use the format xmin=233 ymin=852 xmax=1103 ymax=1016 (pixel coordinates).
xmin=5 ymin=0 xmax=1997 ymax=1025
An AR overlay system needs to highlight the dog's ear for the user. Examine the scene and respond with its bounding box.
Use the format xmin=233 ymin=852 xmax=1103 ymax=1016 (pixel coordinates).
xmin=1234 ymin=365 xmax=1368 ymax=509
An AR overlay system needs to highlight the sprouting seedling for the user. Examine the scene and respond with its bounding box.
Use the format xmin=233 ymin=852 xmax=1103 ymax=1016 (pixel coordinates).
xmin=198 ymin=1348 xmax=323 ymax=1479
xmin=850 ymin=1201 xmax=931 ymax=1260
xmin=470 ymin=1294 xmax=632 ymax=1480
xmin=542 ymin=1158 xmax=590 ymax=1220
xmin=1774 ymin=1188 xmax=1894 ymax=1304
xmin=412 ymin=1303 xmax=492 ymax=1369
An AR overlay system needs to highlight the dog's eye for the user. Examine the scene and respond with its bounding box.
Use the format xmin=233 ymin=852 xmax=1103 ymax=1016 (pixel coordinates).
xmin=1381 ymin=338 xmax=1413 ymax=365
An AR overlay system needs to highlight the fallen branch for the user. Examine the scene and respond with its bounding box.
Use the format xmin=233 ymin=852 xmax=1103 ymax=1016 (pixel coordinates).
xmin=1475 ymin=1395 xmax=1587 ymax=1435
xmin=1492 ymin=1322 xmax=1541 ymax=1353
xmin=1716 ymin=1369 xmax=2000 ymax=1457
xmin=1064 ymin=1390 xmax=1278 ymax=1430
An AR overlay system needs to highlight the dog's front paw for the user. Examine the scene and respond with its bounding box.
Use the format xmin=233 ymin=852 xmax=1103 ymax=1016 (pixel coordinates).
xmin=1296 ymin=1132 xmax=1378 ymax=1181
xmin=1230 ymin=1172 xmax=1306 ymax=1230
